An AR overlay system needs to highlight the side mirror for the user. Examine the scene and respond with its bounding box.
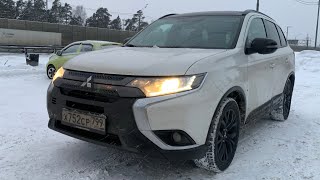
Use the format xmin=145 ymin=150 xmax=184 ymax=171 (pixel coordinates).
xmin=123 ymin=37 xmax=132 ymax=44
xmin=56 ymin=50 xmax=62 ymax=56
xmin=247 ymin=38 xmax=278 ymax=55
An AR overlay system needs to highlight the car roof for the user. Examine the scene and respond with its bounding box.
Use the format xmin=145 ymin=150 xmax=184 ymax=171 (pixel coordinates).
xmin=161 ymin=10 xmax=273 ymax=20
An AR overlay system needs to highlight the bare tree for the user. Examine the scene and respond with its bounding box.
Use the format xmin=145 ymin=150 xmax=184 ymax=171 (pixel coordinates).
xmin=72 ymin=5 xmax=87 ymax=25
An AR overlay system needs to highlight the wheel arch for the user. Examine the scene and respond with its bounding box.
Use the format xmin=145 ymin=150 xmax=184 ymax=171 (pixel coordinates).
xmin=224 ymin=86 xmax=247 ymax=125
xmin=206 ymin=86 xmax=247 ymax=143
xmin=47 ymin=64 xmax=55 ymax=69
xmin=288 ymin=72 xmax=295 ymax=87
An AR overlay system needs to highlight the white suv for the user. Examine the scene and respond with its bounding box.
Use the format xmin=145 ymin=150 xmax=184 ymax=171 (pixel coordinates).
xmin=47 ymin=10 xmax=295 ymax=172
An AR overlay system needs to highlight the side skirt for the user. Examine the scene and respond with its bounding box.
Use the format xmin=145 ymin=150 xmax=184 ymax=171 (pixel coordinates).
xmin=244 ymin=93 xmax=283 ymax=126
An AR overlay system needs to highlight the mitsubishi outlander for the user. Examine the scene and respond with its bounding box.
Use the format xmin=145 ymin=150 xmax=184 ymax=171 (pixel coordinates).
xmin=47 ymin=10 xmax=295 ymax=172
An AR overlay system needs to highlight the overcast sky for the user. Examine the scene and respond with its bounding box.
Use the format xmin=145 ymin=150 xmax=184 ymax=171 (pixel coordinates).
xmin=59 ymin=0 xmax=317 ymax=44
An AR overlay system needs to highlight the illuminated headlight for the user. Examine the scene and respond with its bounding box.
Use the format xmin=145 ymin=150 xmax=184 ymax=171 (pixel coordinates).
xmin=128 ymin=74 xmax=205 ymax=97
xmin=52 ymin=67 xmax=65 ymax=83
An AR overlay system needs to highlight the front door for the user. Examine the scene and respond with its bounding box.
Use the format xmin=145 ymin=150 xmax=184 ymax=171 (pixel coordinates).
xmin=246 ymin=18 xmax=275 ymax=113
xmin=57 ymin=43 xmax=82 ymax=68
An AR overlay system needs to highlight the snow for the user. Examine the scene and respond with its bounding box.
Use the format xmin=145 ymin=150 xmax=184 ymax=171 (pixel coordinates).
xmin=0 ymin=51 xmax=320 ymax=180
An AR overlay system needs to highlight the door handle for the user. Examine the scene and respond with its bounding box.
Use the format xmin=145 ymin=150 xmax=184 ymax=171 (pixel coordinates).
xmin=270 ymin=63 xmax=275 ymax=68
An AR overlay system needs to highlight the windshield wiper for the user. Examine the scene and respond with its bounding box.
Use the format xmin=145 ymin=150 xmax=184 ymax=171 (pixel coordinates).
xmin=160 ymin=46 xmax=185 ymax=48
xmin=124 ymin=44 xmax=136 ymax=47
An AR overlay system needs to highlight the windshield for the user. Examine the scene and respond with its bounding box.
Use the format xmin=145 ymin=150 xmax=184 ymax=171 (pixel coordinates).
xmin=127 ymin=15 xmax=243 ymax=49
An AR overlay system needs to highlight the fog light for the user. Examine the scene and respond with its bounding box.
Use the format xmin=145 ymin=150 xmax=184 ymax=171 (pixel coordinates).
xmin=154 ymin=130 xmax=196 ymax=146
xmin=172 ymin=132 xmax=182 ymax=143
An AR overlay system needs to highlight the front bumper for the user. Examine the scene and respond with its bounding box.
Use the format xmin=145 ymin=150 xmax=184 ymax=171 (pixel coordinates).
xmin=47 ymin=75 xmax=209 ymax=160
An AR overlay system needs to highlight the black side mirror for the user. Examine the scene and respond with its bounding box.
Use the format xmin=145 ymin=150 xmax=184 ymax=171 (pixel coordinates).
xmin=56 ymin=50 xmax=62 ymax=56
xmin=247 ymin=38 xmax=278 ymax=55
xmin=123 ymin=37 xmax=132 ymax=44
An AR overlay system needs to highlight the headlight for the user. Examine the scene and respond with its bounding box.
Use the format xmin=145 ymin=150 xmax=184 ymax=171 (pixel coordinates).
xmin=52 ymin=67 xmax=65 ymax=83
xmin=128 ymin=74 xmax=205 ymax=97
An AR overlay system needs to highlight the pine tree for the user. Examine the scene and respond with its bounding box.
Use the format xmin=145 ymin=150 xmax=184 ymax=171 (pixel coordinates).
xmin=70 ymin=16 xmax=83 ymax=26
xmin=0 ymin=0 xmax=15 ymax=19
xmin=33 ymin=0 xmax=47 ymax=21
xmin=86 ymin=8 xmax=111 ymax=28
xmin=19 ymin=0 xmax=33 ymax=20
xmin=124 ymin=10 xmax=148 ymax=31
xmin=61 ymin=3 xmax=72 ymax=24
xmin=49 ymin=0 xmax=62 ymax=23
xmin=135 ymin=10 xmax=147 ymax=31
xmin=110 ymin=16 xmax=122 ymax=30
xmin=15 ymin=0 xmax=26 ymax=19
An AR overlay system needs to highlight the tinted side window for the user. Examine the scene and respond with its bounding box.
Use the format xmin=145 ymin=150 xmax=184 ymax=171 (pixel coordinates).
xmin=246 ymin=18 xmax=267 ymax=46
xmin=264 ymin=20 xmax=281 ymax=47
xmin=276 ymin=25 xmax=287 ymax=47
xmin=63 ymin=44 xmax=80 ymax=54
xmin=81 ymin=44 xmax=93 ymax=52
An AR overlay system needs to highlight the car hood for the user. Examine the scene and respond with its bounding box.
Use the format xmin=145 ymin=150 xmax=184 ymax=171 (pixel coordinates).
xmin=64 ymin=47 xmax=226 ymax=76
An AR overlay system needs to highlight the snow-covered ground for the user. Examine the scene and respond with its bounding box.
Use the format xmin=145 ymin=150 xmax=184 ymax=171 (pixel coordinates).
xmin=0 ymin=51 xmax=319 ymax=180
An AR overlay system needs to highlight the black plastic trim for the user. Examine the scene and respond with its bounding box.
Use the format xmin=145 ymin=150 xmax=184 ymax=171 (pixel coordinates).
xmin=47 ymin=83 xmax=206 ymax=160
xmin=159 ymin=14 xmax=178 ymax=19
xmin=154 ymin=130 xmax=196 ymax=146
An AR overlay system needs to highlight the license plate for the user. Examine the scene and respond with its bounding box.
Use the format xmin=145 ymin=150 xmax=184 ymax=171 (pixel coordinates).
xmin=61 ymin=108 xmax=106 ymax=134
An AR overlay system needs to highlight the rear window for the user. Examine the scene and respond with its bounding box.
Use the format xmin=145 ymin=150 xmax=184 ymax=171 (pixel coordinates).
xmin=276 ymin=25 xmax=288 ymax=47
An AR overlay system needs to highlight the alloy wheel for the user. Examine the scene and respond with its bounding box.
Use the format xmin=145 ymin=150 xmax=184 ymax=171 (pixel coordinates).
xmin=47 ymin=66 xmax=56 ymax=79
xmin=216 ymin=109 xmax=238 ymax=163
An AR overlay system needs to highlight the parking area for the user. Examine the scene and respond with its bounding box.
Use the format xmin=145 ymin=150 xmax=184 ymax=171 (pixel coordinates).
xmin=0 ymin=52 xmax=319 ymax=180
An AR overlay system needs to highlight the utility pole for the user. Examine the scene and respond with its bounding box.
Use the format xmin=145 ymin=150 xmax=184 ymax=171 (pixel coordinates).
xmin=286 ymin=26 xmax=292 ymax=39
xmin=256 ymin=0 xmax=260 ymax=11
xmin=315 ymin=0 xmax=320 ymax=48
xmin=307 ymin=34 xmax=310 ymax=48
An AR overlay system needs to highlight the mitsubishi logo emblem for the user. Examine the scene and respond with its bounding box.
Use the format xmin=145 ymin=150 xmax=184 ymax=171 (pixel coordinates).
xmin=81 ymin=76 xmax=93 ymax=88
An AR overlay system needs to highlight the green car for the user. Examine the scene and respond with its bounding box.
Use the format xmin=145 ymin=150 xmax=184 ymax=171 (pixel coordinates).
xmin=46 ymin=40 xmax=121 ymax=79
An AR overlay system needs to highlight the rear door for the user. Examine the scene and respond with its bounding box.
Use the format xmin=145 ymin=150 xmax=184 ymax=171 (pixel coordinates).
xmin=272 ymin=24 xmax=293 ymax=97
xmin=246 ymin=18 xmax=274 ymax=112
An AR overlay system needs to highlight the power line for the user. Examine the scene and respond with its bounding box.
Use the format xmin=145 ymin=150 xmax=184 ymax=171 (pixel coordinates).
xmin=293 ymin=0 xmax=318 ymax=5
xmin=292 ymin=0 xmax=320 ymax=47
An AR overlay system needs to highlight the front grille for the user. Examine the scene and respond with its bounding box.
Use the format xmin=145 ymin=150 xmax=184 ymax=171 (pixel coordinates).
xmin=55 ymin=121 xmax=122 ymax=146
xmin=66 ymin=101 xmax=104 ymax=114
xmin=60 ymin=87 xmax=118 ymax=102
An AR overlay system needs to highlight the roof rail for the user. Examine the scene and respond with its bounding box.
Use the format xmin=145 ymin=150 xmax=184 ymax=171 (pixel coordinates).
xmin=243 ymin=9 xmax=274 ymax=20
xmin=159 ymin=14 xmax=177 ymax=19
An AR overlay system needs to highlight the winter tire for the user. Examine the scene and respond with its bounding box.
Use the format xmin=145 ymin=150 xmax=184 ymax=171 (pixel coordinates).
xmin=47 ymin=65 xmax=56 ymax=79
xmin=194 ymin=98 xmax=240 ymax=172
xmin=271 ymin=79 xmax=293 ymax=121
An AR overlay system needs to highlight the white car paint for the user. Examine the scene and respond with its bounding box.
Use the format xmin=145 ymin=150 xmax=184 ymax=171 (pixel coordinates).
xmin=64 ymin=47 xmax=227 ymax=76
xmin=62 ymin=12 xmax=295 ymax=150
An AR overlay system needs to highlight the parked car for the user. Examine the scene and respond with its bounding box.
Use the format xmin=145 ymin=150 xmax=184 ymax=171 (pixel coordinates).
xmin=47 ymin=10 xmax=295 ymax=172
xmin=46 ymin=40 xmax=121 ymax=79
